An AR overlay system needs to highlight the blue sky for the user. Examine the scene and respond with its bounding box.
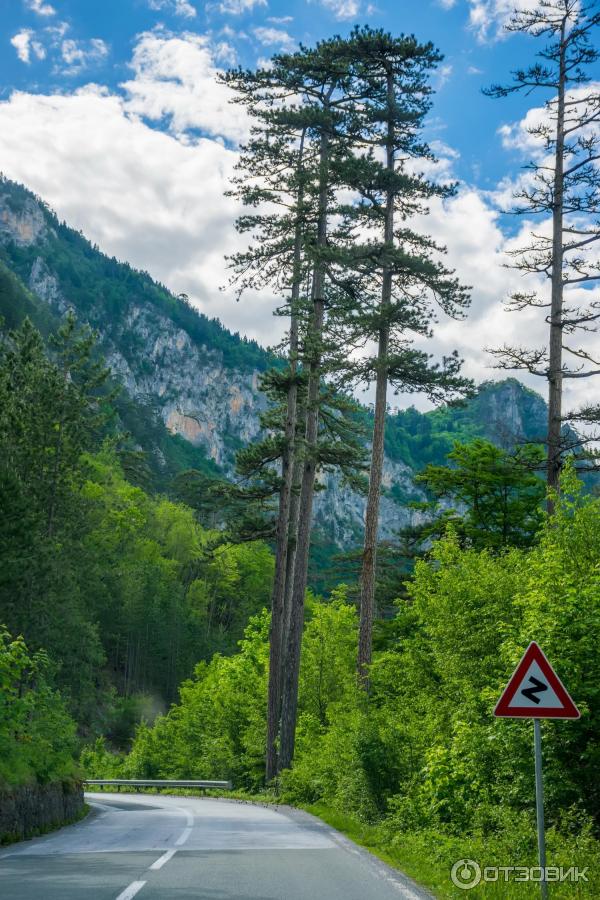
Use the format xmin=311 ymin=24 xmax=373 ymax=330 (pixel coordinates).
xmin=0 ymin=0 xmax=598 ymax=412
xmin=1 ymin=0 xmax=544 ymax=193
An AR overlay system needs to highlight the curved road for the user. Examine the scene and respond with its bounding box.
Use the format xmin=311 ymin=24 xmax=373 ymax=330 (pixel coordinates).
xmin=0 ymin=792 xmax=430 ymax=900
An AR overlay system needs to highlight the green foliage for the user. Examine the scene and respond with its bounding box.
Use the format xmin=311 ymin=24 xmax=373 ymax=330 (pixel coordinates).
xmin=0 ymin=177 xmax=271 ymax=375
xmin=118 ymin=611 xmax=271 ymax=790
xmin=0 ymin=260 xmax=56 ymax=335
xmin=415 ymin=438 xmax=546 ymax=549
xmin=90 ymin=593 xmax=359 ymax=790
xmin=0 ymin=315 xmax=110 ymax=724
xmin=381 ymin=379 xmax=548 ymax=471
xmin=100 ymin=469 xmax=600 ymax=881
xmin=0 ymin=315 xmax=275 ymax=744
xmin=73 ymin=450 xmax=274 ymax=717
xmin=0 ymin=627 xmax=78 ymax=787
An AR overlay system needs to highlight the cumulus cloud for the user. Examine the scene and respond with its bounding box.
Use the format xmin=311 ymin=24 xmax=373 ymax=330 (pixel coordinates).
xmin=11 ymin=30 xmax=46 ymax=64
xmin=0 ymin=33 xmax=277 ymax=345
xmin=212 ymin=41 xmax=238 ymax=66
xmin=121 ymin=31 xmax=250 ymax=143
xmin=59 ymin=37 xmax=109 ymax=74
xmin=216 ymin=0 xmax=267 ymax=14
xmin=317 ymin=0 xmax=361 ymax=19
xmin=467 ymin=0 xmax=538 ymax=42
xmin=252 ymin=27 xmax=296 ymax=51
xmin=26 ymin=0 xmax=56 ymax=16
xmin=0 ymin=85 xmax=279 ymax=345
xmin=0 ymin=29 xmax=597 ymax=414
xmin=148 ymin=0 xmax=197 ymax=18
xmin=492 ymin=82 xmax=600 ymax=212
xmin=435 ymin=64 xmax=453 ymax=89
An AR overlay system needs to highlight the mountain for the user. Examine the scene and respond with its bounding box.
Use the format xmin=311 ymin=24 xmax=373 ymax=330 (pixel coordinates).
xmin=0 ymin=176 xmax=550 ymax=551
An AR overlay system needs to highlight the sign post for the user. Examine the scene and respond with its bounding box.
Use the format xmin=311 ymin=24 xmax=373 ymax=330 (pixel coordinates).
xmin=494 ymin=642 xmax=580 ymax=900
xmin=533 ymin=719 xmax=547 ymax=900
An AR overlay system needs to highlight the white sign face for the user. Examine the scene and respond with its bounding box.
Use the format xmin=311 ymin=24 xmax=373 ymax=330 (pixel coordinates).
xmin=494 ymin=641 xmax=580 ymax=719
xmin=507 ymin=659 xmax=564 ymax=710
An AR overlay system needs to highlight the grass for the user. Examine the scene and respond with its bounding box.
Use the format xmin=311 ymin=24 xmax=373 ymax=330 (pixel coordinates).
xmin=299 ymin=804 xmax=600 ymax=899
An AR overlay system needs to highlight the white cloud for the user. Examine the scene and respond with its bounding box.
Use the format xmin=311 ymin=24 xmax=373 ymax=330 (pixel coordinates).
xmin=11 ymin=31 xmax=33 ymax=64
xmin=45 ymin=21 xmax=69 ymax=41
xmin=436 ymin=63 xmax=453 ymax=89
xmin=467 ymin=0 xmax=538 ymax=43
xmin=148 ymin=0 xmax=197 ymax=18
xmin=213 ymin=41 xmax=238 ymax=66
xmin=0 ymin=85 xmax=279 ymax=346
xmin=438 ymin=0 xmax=457 ymax=8
xmin=493 ymin=82 xmax=600 ymax=211
xmin=252 ymin=27 xmax=296 ymax=51
xmin=498 ymin=83 xmax=600 ymax=156
xmin=11 ymin=30 xmax=46 ymax=64
xmin=467 ymin=65 xmax=483 ymax=75
xmin=317 ymin=0 xmax=360 ymax=19
xmin=402 ymin=190 xmax=549 ymax=409
xmin=1 ymin=30 xmax=598 ymax=416
xmin=216 ymin=0 xmax=267 ymax=14
xmin=121 ymin=31 xmax=250 ymax=143
xmin=267 ymin=15 xmax=293 ymax=23
xmin=26 ymin=0 xmax=56 ymax=16
xmin=60 ymin=38 xmax=109 ymax=74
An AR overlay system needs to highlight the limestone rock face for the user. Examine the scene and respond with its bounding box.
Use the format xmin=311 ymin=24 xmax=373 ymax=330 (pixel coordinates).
xmin=0 ymin=195 xmax=49 ymax=248
xmin=101 ymin=304 xmax=267 ymax=469
xmin=29 ymin=257 xmax=67 ymax=313
xmin=0 ymin=181 xmax=549 ymax=551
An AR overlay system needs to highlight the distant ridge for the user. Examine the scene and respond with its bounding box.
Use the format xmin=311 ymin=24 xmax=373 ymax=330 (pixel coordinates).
xmin=0 ymin=176 xmax=550 ymax=550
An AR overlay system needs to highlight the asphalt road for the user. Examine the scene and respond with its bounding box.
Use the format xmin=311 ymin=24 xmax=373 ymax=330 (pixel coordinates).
xmin=0 ymin=792 xmax=431 ymax=900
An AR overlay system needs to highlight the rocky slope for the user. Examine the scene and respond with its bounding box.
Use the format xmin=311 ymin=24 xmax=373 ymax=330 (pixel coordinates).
xmin=0 ymin=177 xmax=549 ymax=548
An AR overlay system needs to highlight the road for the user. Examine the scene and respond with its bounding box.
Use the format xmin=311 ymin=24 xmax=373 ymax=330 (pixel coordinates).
xmin=0 ymin=792 xmax=430 ymax=900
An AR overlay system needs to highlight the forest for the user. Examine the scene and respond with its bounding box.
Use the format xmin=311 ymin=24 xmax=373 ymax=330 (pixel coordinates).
xmin=2 ymin=1 xmax=600 ymax=896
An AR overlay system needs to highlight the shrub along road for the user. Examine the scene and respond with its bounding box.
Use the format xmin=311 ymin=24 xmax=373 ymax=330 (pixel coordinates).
xmin=0 ymin=792 xmax=430 ymax=900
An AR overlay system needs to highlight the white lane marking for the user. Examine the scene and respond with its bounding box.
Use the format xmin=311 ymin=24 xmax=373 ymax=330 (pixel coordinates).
xmin=175 ymin=826 xmax=192 ymax=846
xmin=115 ymin=881 xmax=146 ymax=900
xmin=149 ymin=848 xmax=177 ymax=870
xmin=174 ymin=806 xmax=194 ymax=846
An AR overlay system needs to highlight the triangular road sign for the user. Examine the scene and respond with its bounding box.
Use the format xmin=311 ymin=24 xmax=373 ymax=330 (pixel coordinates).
xmin=495 ymin=642 xmax=580 ymax=719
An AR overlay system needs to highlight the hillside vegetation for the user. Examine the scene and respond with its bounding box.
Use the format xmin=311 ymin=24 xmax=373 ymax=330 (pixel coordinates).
xmin=84 ymin=470 xmax=600 ymax=896
xmin=0 ymin=312 xmax=273 ymax=751
xmin=0 ymin=178 xmax=548 ymax=502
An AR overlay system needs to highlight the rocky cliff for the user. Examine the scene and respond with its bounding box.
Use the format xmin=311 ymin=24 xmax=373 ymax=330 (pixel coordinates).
xmin=0 ymin=178 xmax=549 ymax=548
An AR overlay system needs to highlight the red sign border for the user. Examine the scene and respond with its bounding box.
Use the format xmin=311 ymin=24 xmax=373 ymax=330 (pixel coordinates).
xmin=494 ymin=641 xmax=580 ymax=719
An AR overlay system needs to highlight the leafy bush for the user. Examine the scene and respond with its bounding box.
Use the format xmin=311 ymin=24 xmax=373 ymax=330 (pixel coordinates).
xmin=0 ymin=628 xmax=78 ymax=787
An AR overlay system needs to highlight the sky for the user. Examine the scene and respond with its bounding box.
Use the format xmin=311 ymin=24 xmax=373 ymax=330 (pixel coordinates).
xmin=0 ymin=0 xmax=598 ymax=412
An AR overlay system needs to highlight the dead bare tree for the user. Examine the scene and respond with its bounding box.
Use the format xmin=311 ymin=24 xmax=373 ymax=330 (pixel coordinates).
xmin=485 ymin=0 xmax=600 ymax=509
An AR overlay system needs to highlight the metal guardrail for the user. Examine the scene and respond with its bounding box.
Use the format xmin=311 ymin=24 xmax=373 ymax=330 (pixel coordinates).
xmin=84 ymin=779 xmax=232 ymax=791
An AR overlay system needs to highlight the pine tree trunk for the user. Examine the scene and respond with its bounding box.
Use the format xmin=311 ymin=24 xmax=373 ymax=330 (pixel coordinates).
xmin=265 ymin=133 xmax=306 ymax=783
xmin=278 ymin=120 xmax=330 ymax=772
xmin=547 ymin=19 xmax=566 ymax=513
xmin=357 ymin=68 xmax=395 ymax=685
xmin=283 ymin=454 xmax=303 ymax=651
